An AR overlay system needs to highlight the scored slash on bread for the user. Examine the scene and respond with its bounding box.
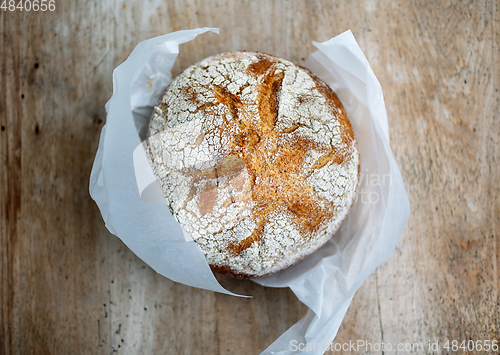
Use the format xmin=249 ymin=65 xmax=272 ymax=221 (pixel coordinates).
xmin=146 ymin=51 xmax=360 ymax=278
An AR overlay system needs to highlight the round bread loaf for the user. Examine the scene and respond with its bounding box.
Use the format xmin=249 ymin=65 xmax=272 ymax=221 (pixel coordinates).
xmin=146 ymin=51 xmax=360 ymax=278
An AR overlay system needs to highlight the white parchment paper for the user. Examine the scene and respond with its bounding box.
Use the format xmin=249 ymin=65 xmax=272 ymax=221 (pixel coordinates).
xmin=89 ymin=28 xmax=410 ymax=354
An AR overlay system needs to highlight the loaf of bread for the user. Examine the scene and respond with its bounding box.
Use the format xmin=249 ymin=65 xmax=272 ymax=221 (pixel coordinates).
xmin=146 ymin=51 xmax=360 ymax=278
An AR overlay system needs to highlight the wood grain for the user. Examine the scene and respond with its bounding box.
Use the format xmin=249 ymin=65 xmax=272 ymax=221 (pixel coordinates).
xmin=1 ymin=0 xmax=498 ymax=354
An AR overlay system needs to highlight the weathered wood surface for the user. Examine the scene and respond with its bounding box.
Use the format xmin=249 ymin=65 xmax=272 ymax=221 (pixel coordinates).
xmin=1 ymin=0 xmax=498 ymax=354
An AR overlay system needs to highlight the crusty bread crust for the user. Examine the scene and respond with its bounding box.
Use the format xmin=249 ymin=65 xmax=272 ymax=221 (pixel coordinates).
xmin=147 ymin=51 xmax=360 ymax=278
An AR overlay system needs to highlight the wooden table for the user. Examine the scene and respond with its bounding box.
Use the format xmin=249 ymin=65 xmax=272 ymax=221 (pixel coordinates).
xmin=1 ymin=0 xmax=498 ymax=354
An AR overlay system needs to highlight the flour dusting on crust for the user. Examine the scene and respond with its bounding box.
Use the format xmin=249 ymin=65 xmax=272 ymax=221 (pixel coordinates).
xmin=147 ymin=51 xmax=360 ymax=278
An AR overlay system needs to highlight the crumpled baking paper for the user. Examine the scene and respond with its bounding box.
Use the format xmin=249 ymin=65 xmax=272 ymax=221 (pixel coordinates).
xmin=89 ymin=27 xmax=410 ymax=354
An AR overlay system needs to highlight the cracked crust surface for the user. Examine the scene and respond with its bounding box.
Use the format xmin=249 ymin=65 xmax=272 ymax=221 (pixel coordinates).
xmin=147 ymin=51 xmax=360 ymax=278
